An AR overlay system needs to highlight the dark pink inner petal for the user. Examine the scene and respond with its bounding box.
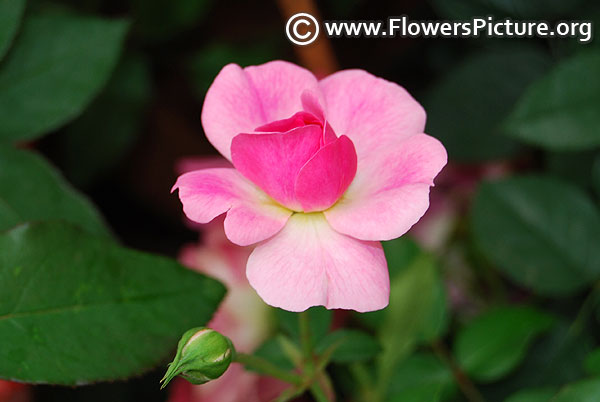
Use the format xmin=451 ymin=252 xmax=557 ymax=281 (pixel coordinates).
xmin=254 ymin=111 xmax=321 ymax=133
xmin=295 ymin=135 xmax=358 ymax=212
xmin=230 ymin=125 xmax=322 ymax=211
xmin=321 ymin=121 xmax=337 ymax=146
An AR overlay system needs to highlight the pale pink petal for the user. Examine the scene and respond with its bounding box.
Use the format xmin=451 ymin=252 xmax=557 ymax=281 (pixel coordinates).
xmin=224 ymin=203 xmax=290 ymax=246
xmin=324 ymin=134 xmax=447 ymax=241
xmin=172 ymin=168 xmax=292 ymax=246
xmin=231 ymin=126 xmax=322 ymax=211
xmin=247 ymin=213 xmax=389 ymax=312
xmin=319 ymin=69 xmax=426 ymax=161
xmin=244 ymin=61 xmax=322 ymax=122
xmin=201 ymin=64 xmax=264 ymax=160
xmin=201 ymin=61 xmax=321 ymax=160
xmin=301 ymin=90 xmax=326 ymax=122
xmin=295 ymin=135 xmax=357 ymax=212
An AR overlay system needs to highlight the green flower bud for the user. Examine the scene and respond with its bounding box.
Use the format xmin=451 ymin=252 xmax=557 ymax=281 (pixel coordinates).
xmin=160 ymin=327 xmax=234 ymax=389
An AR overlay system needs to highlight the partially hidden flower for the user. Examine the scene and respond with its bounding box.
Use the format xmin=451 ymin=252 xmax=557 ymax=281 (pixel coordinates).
xmin=178 ymin=220 xmax=271 ymax=353
xmin=410 ymin=162 xmax=510 ymax=253
xmin=173 ymin=61 xmax=447 ymax=312
xmin=169 ymin=215 xmax=285 ymax=402
xmin=0 ymin=380 xmax=30 ymax=402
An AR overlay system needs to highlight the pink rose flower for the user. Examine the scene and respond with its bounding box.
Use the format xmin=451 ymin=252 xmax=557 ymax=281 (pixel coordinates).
xmin=173 ymin=61 xmax=447 ymax=312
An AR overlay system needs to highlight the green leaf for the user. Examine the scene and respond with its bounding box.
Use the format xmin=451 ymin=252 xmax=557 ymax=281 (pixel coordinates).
xmin=388 ymin=387 xmax=445 ymax=402
xmin=504 ymin=51 xmax=600 ymax=150
xmin=424 ymin=44 xmax=551 ymax=161
xmin=378 ymin=238 xmax=448 ymax=343
xmin=0 ymin=0 xmax=26 ymax=60
xmin=358 ymin=237 xmax=426 ymax=331
xmin=501 ymin=321 xmax=593 ymax=393
xmin=417 ymin=277 xmax=448 ymax=343
xmin=382 ymin=237 xmax=422 ymax=277
xmin=387 ymin=353 xmax=455 ymax=402
xmin=0 ymin=12 xmax=128 ymax=142
xmin=553 ymin=378 xmax=600 ymax=402
xmin=358 ymin=240 xmax=447 ymax=364
xmin=58 ymin=54 xmax=151 ymax=186
xmin=315 ymin=330 xmax=381 ymax=363
xmin=253 ymin=337 xmax=295 ymax=372
xmin=584 ymin=348 xmax=600 ymax=376
xmin=0 ymin=221 xmax=225 ymax=384
xmin=471 ymin=176 xmax=600 ymax=296
xmin=375 ymin=251 xmax=441 ymax=390
xmin=275 ymin=306 xmax=332 ymax=344
xmin=0 ymin=146 xmax=111 ymax=237
xmin=454 ymin=306 xmax=555 ymax=382
xmin=0 ymin=199 xmax=20 ymax=230
xmin=504 ymin=387 xmax=557 ymax=402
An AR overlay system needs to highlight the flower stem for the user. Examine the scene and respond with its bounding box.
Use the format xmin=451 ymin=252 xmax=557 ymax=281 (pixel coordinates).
xmin=274 ymin=386 xmax=307 ymax=402
xmin=298 ymin=311 xmax=334 ymax=401
xmin=310 ymin=380 xmax=331 ymax=402
xmin=233 ymin=353 xmax=302 ymax=386
xmin=431 ymin=340 xmax=486 ymax=402
xmin=350 ymin=363 xmax=379 ymax=402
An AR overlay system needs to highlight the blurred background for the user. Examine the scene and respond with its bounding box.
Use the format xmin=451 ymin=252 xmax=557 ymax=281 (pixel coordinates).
xmin=1 ymin=0 xmax=600 ymax=401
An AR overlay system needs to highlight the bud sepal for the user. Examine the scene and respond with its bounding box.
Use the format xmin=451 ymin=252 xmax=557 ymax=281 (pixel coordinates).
xmin=160 ymin=327 xmax=234 ymax=389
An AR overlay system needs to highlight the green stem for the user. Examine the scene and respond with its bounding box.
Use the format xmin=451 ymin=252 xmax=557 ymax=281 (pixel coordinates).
xmin=233 ymin=353 xmax=302 ymax=386
xmin=310 ymin=381 xmax=331 ymax=402
xmin=298 ymin=311 xmax=333 ymax=401
xmin=275 ymin=386 xmax=307 ymax=402
xmin=350 ymin=363 xmax=379 ymax=402
xmin=568 ymin=282 xmax=600 ymax=337
xmin=432 ymin=340 xmax=486 ymax=402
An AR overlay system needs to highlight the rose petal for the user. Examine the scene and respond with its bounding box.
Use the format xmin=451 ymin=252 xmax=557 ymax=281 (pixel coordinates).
xmin=169 ymin=366 xmax=261 ymax=402
xmin=301 ymin=90 xmax=337 ymax=145
xmin=172 ymin=168 xmax=292 ymax=246
xmin=244 ymin=61 xmax=322 ymax=122
xmin=254 ymin=111 xmax=320 ymax=133
xmin=175 ymin=157 xmax=232 ymax=175
xmin=301 ymin=90 xmax=326 ymax=122
xmin=201 ymin=61 xmax=321 ymax=160
xmin=295 ymin=135 xmax=357 ymax=212
xmin=231 ymin=126 xmax=322 ymax=211
xmin=319 ymin=69 xmax=426 ymax=161
xmin=324 ymin=134 xmax=447 ymax=241
xmin=246 ymin=213 xmax=389 ymax=312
